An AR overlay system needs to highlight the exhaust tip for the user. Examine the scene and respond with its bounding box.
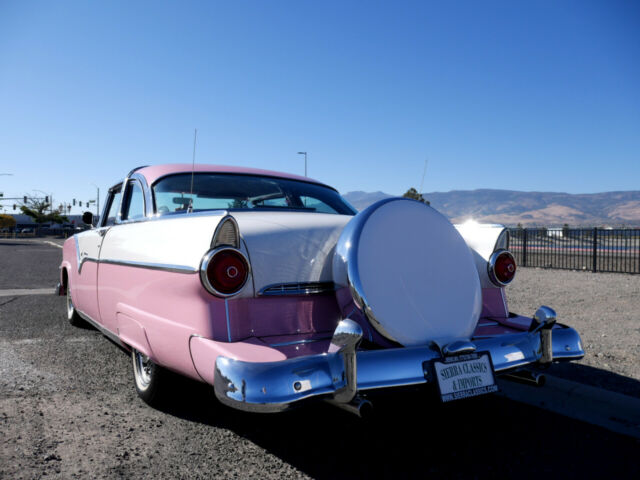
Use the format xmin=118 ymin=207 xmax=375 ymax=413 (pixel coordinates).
xmin=503 ymin=370 xmax=546 ymax=387
xmin=325 ymin=396 xmax=374 ymax=419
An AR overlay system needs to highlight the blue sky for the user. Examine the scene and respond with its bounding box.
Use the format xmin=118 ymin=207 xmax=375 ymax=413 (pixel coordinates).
xmin=1 ymin=0 xmax=639 ymax=215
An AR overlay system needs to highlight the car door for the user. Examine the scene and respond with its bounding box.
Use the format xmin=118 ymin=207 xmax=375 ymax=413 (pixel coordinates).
xmin=96 ymin=179 xmax=146 ymax=332
xmin=73 ymin=184 xmax=121 ymax=325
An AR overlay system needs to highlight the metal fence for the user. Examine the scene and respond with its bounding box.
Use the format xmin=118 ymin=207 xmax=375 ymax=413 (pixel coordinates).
xmin=508 ymin=228 xmax=640 ymax=274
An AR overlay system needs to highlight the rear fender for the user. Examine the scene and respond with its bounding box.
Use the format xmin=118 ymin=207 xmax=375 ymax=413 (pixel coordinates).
xmin=455 ymin=223 xmax=508 ymax=289
xmin=116 ymin=312 xmax=155 ymax=359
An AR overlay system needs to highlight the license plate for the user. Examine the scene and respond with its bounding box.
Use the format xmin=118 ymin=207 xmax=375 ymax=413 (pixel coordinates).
xmin=433 ymin=352 xmax=498 ymax=402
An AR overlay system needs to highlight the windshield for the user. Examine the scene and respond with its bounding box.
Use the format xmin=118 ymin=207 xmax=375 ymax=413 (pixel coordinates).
xmin=152 ymin=173 xmax=356 ymax=216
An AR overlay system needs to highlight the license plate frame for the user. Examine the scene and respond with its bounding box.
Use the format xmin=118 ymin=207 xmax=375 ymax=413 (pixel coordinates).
xmin=433 ymin=352 xmax=498 ymax=403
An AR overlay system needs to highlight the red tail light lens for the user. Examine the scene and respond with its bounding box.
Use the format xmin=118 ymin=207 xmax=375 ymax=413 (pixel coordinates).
xmin=488 ymin=249 xmax=516 ymax=286
xmin=200 ymin=248 xmax=250 ymax=297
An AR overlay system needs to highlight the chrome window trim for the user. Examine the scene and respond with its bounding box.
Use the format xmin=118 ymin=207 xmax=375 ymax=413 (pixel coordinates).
xmin=258 ymin=282 xmax=336 ymax=297
xmin=151 ymin=170 xmax=340 ymax=194
xmin=113 ymin=166 xmax=147 ymax=226
xmin=150 ymin=171 xmax=356 ymax=216
xmin=199 ymin=246 xmax=251 ymax=298
xmin=119 ymin=178 xmax=147 ymax=224
xmin=487 ymin=249 xmax=517 ymax=287
xmin=100 ymin=183 xmax=123 ymax=228
xmin=128 ymin=172 xmax=153 ymax=218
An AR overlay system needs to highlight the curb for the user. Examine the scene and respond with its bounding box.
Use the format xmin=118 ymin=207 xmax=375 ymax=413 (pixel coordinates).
xmin=497 ymin=374 xmax=640 ymax=440
xmin=0 ymin=288 xmax=56 ymax=297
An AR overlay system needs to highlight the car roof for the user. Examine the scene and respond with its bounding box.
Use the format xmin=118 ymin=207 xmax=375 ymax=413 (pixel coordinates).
xmin=136 ymin=164 xmax=334 ymax=190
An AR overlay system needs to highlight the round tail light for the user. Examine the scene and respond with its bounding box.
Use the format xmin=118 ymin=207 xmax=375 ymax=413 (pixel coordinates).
xmin=200 ymin=247 xmax=250 ymax=297
xmin=488 ymin=249 xmax=517 ymax=286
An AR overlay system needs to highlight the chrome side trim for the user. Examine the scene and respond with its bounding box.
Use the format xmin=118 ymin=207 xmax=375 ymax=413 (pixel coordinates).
xmin=77 ymin=257 xmax=99 ymax=274
xmin=76 ymin=309 xmax=123 ymax=346
xmin=188 ymin=334 xmax=208 ymax=383
xmin=224 ymin=298 xmax=232 ymax=342
xmin=258 ymin=282 xmax=336 ymax=296
xmin=147 ymin=209 xmax=229 ymax=221
xmin=267 ymin=335 xmax=333 ymax=347
xmin=99 ymin=258 xmax=197 ymax=274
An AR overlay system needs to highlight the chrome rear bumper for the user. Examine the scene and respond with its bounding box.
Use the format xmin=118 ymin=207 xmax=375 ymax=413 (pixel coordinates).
xmin=213 ymin=311 xmax=584 ymax=413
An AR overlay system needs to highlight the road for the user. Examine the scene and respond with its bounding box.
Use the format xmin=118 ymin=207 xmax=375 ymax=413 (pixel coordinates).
xmin=1 ymin=239 xmax=638 ymax=479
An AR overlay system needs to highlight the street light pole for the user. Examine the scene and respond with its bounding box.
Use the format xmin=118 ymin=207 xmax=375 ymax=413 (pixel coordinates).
xmin=297 ymin=152 xmax=307 ymax=177
xmin=91 ymin=184 xmax=100 ymax=217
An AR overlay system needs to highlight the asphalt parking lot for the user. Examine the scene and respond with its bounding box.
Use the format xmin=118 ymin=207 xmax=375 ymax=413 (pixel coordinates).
xmin=1 ymin=239 xmax=639 ymax=479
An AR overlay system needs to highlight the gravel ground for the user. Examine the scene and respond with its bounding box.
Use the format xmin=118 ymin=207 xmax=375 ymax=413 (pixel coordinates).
xmin=1 ymin=239 xmax=639 ymax=479
xmin=507 ymin=268 xmax=640 ymax=398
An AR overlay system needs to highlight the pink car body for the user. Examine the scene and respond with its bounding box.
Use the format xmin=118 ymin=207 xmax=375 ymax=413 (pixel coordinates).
xmin=59 ymin=164 xmax=584 ymax=414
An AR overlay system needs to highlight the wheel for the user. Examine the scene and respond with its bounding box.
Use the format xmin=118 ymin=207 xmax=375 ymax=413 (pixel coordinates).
xmin=66 ymin=280 xmax=84 ymax=327
xmin=131 ymin=349 xmax=171 ymax=406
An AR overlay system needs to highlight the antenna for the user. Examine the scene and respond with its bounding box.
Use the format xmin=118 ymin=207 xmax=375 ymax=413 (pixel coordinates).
xmin=188 ymin=128 xmax=197 ymax=213
xmin=419 ymin=158 xmax=428 ymax=194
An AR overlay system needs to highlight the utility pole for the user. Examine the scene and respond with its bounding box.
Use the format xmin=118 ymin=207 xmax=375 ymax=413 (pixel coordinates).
xmin=92 ymin=184 xmax=100 ymax=217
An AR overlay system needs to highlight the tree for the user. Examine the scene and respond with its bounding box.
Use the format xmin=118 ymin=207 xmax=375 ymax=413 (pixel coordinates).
xmin=402 ymin=187 xmax=430 ymax=205
xmin=19 ymin=198 xmax=68 ymax=230
xmin=228 ymin=198 xmax=248 ymax=209
xmin=0 ymin=214 xmax=16 ymax=229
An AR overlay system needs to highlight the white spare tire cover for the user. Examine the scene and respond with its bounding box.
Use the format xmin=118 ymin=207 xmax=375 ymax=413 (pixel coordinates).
xmin=333 ymin=198 xmax=482 ymax=346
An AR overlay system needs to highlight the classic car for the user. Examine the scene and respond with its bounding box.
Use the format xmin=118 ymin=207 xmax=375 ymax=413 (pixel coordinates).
xmin=58 ymin=164 xmax=584 ymax=416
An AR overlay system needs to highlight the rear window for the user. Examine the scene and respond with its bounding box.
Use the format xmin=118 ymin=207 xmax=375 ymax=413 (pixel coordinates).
xmin=152 ymin=173 xmax=356 ymax=216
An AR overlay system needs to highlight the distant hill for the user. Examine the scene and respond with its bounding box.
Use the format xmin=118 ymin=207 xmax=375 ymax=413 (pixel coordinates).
xmin=342 ymin=189 xmax=640 ymax=226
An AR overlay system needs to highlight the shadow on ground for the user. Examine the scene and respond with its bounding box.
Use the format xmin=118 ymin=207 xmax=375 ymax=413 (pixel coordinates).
xmin=550 ymin=362 xmax=640 ymax=399
xmin=149 ymin=359 xmax=639 ymax=479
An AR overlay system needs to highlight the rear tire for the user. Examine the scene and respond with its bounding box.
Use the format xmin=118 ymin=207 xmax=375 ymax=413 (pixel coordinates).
xmin=132 ymin=349 xmax=171 ymax=406
xmin=66 ymin=280 xmax=84 ymax=327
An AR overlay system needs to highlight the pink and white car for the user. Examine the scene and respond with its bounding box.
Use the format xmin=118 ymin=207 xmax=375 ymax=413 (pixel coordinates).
xmin=59 ymin=164 xmax=584 ymax=415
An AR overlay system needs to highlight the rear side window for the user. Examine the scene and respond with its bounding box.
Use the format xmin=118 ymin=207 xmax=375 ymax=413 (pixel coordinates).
xmin=122 ymin=181 xmax=145 ymax=221
xmin=104 ymin=191 xmax=122 ymax=226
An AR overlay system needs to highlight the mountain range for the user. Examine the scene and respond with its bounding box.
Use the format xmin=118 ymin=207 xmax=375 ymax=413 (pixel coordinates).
xmin=342 ymin=189 xmax=640 ymax=226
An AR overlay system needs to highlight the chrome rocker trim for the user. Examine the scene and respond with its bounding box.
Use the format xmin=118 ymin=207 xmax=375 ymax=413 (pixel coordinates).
xmin=214 ymin=311 xmax=584 ymax=413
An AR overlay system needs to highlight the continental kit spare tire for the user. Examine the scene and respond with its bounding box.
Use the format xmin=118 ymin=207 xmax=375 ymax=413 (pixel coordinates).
xmin=333 ymin=198 xmax=482 ymax=347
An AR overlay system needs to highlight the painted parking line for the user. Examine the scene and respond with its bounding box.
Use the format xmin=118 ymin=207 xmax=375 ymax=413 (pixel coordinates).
xmin=0 ymin=288 xmax=56 ymax=297
xmin=41 ymin=240 xmax=63 ymax=249
xmin=497 ymin=375 xmax=640 ymax=439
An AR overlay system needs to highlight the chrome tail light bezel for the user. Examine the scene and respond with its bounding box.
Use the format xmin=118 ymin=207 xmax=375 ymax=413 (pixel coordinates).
xmin=200 ymin=246 xmax=251 ymax=298
xmin=487 ymin=249 xmax=517 ymax=287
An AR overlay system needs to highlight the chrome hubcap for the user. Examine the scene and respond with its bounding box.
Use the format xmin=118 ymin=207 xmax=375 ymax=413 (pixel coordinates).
xmin=66 ymin=289 xmax=74 ymax=318
xmin=134 ymin=351 xmax=152 ymax=388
